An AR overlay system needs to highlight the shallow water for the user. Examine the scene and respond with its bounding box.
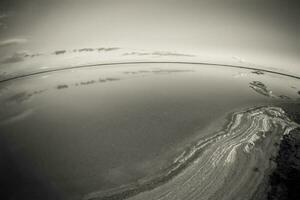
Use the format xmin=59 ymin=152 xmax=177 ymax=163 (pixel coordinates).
xmin=0 ymin=63 xmax=299 ymax=200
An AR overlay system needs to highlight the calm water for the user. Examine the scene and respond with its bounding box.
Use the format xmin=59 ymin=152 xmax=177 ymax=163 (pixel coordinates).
xmin=0 ymin=63 xmax=299 ymax=200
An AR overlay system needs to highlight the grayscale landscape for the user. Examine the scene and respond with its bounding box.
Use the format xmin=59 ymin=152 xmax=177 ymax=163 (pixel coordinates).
xmin=0 ymin=1 xmax=299 ymax=200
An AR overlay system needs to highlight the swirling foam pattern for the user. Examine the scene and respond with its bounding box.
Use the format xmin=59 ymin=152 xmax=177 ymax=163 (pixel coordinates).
xmin=84 ymin=106 xmax=299 ymax=200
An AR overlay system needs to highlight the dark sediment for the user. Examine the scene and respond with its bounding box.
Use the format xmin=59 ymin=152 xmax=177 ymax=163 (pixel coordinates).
xmin=267 ymin=103 xmax=300 ymax=200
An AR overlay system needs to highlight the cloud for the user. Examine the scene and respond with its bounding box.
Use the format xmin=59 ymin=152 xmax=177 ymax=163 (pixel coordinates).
xmin=1 ymin=51 xmax=28 ymax=64
xmin=0 ymin=38 xmax=28 ymax=47
xmin=123 ymin=51 xmax=195 ymax=57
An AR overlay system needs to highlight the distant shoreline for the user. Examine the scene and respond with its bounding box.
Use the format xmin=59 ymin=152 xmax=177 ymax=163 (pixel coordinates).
xmin=1 ymin=61 xmax=300 ymax=83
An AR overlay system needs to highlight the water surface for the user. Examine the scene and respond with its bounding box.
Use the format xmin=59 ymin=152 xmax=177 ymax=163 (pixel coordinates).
xmin=0 ymin=63 xmax=299 ymax=200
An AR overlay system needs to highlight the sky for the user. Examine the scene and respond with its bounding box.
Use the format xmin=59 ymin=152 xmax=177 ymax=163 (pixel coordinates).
xmin=0 ymin=0 xmax=299 ymax=75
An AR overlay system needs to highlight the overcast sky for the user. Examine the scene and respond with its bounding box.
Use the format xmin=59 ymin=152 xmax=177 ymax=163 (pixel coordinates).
xmin=0 ymin=0 xmax=299 ymax=73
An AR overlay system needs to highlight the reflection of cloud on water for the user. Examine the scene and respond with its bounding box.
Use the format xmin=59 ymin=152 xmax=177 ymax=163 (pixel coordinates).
xmin=0 ymin=22 xmax=7 ymax=29
xmin=249 ymin=81 xmax=275 ymax=98
xmin=249 ymin=81 xmax=294 ymax=100
xmin=123 ymin=69 xmax=195 ymax=75
xmin=53 ymin=69 xmax=193 ymax=93
xmin=0 ymin=72 xmax=8 ymax=80
xmin=5 ymin=91 xmax=31 ymax=103
xmin=79 ymin=80 xmax=97 ymax=86
xmin=5 ymin=90 xmax=46 ymax=104
xmin=0 ymin=109 xmax=34 ymax=126
xmin=76 ymin=77 xmax=120 ymax=86
xmin=56 ymin=77 xmax=121 ymax=90
xmin=53 ymin=69 xmax=192 ymax=93
xmin=56 ymin=84 xmax=68 ymax=89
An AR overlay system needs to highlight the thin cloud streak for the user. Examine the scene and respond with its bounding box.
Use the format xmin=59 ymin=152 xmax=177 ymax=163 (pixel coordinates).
xmin=0 ymin=38 xmax=28 ymax=47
